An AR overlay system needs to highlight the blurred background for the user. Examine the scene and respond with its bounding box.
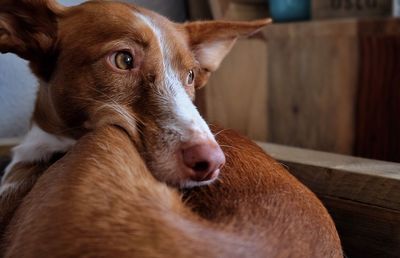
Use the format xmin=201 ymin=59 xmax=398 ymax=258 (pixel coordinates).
xmin=1 ymin=0 xmax=399 ymax=163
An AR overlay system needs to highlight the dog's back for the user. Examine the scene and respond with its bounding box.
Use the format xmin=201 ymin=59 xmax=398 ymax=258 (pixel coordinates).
xmin=3 ymin=126 xmax=342 ymax=257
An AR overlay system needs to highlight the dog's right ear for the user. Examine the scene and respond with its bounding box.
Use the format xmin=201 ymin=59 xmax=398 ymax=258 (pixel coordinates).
xmin=0 ymin=0 xmax=64 ymax=81
xmin=184 ymin=19 xmax=271 ymax=89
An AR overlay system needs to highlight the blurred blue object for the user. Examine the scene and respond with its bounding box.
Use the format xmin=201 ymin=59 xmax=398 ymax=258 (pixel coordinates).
xmin=269 ymin=0 xmax=310 ymax=22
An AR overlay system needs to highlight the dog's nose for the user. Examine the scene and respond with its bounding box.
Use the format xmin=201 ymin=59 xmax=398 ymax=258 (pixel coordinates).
xmin=182 ymin=143 xmax=225 ymax=182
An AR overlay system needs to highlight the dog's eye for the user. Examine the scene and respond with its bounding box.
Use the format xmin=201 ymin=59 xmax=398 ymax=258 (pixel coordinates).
xmin=186 ymin=70 xmax=195 ymax=86
xmin=114 ymin=51 xmax=134 ymax=70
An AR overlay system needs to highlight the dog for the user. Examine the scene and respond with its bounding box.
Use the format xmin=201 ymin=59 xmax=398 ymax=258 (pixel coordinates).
xmin=0 ymin=0 xmax=268 ymax=236
xmin=3 ymin=125 xmax=343 ymax=257
xmin=0 ymin=1 xmax=343 ymax=257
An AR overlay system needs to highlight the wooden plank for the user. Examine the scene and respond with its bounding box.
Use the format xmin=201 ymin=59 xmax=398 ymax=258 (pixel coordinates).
xmin=202 ymin=18 xmax=400 ymax=157
xmin=258 ymin=142 xmax=400 ymax=257
xmin=261 ymin=18 xmax=400 ymax=158
xmin=321 ymin=196 xmax=400 ymax=258
xmin=312 ymin=0 xmax=392 ymax=20
xmin=258 ymin=142 xmax=400 ymax=210
xmin=223 ymin=2 xmax=268 ymax=21
xmin=357 ymin=18 xmax=400 ymax=35
xmin=264 ymin=20 xmax=359 ymax=154
xmin=262 ymin=18 xmax=359 ymax=38
xmin=208 ymin=0 xmax=230 ymax=19
xmin=205 ymin=39 xmax=268 ymax=141
xmin=208 ymin=0 xmax=268 ymax=20
xmin=355 ymin=30 xmax=400 ymax=162
xmin=187 ymin=0 xmax=213 ymax=20
xmin=0 ymin=138 xmax=19 ymax=156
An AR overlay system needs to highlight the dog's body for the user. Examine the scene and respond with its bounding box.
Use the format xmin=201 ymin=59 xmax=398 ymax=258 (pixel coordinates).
xmin=3 ymin=126 xmax=342 ymax=257
xmin=0 ymin=0 xmax=342 ymax=257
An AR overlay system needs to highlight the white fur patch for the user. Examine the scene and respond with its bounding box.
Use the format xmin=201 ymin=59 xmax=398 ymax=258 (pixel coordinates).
xmin=3 ymin=124 xmax=76 ymax=183
xmin=135 ymin=12 xmax=214 ymax=143
xmin=0 ymin=182 xmax=16 ymax=195
xmin=195 ymin=40 xmax=236 ymax=72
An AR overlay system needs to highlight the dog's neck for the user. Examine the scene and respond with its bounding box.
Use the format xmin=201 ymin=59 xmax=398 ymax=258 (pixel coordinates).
xmin=4 ymin=124 xmax=75 ymax=180
xmin=3 ymin=79 xmax=79 ymax=181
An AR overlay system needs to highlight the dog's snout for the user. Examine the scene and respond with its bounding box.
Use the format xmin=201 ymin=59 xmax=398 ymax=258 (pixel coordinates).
xmin=182 ymin=143 xmax=225 ymax=182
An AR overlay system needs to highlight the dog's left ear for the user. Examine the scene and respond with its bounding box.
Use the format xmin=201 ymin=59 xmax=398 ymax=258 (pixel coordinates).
xmin=184 ymin=19 xmax=271 ymax=89
xmin=0 ymin=0 xmax=65 ymax=81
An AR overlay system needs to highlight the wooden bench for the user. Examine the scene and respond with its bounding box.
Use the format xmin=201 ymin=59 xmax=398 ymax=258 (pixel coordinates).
xmin=258 ymin=142 xmax=400 ymax=258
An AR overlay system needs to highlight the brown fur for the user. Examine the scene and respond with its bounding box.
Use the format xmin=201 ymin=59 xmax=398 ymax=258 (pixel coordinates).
xmin=0 ymin=0 xmax=270 ymax=184
xmin=0 ymin=1 xmax=342 ymax=256
xmin=2 ymin=126 xmax=342 ymax=257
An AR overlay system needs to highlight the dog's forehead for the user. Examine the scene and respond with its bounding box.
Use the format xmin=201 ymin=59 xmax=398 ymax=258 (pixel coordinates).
xmin=60 ymin=2 xmax=186 ymax=51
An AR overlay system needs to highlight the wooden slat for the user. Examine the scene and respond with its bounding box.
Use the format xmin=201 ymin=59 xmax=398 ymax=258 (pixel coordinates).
xmin=263 ymin=19 xmax=359 ymax=155
xmin=203 ymin=18 xmax=400 ymax=157
xmin=258 ymin=142 xmax=400 ymax=210
xmin=257 ymin=142 xmax=400 ymax=257
xmin=312 ymin=0 xmax=392 ymax=20
xmin=322 ymin=196 xmax=400 ymax=258
xmin=208 ymin=0 xmax=268 ymax=20
xmin=0 ymin=138 xmax=20 ymax=156
xmin=355 ymin=33 xmax=400 ymax=162
xmin=205 ymin=39 xmax=268 ymax=141
xmin=187 ymin=0 xmax=213 ymax=20
xmin=208 ymin=0 xmax=230 ymax=19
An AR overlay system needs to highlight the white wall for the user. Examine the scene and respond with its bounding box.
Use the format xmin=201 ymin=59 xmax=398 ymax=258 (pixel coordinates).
xmin=0 ymin=0 xmax=186 ymax=137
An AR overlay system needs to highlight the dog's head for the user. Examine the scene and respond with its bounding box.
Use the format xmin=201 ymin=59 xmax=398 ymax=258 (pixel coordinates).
xmin=0 ymin=0 xmax=270 ymax=188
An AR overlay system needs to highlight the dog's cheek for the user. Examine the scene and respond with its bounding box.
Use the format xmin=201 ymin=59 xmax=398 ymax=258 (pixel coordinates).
xmin=137 ymin=116 xmax=182 ymax=184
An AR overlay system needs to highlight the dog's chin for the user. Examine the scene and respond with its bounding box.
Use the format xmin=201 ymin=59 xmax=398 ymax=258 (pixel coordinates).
xmin=178 ymin=170 xmax=220 ymax=189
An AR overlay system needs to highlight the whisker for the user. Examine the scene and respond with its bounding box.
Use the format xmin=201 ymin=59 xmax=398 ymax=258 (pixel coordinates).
xmin=66 ymin=93 xmax=149 ymax=142
xmin=219 ymin=144 xmax=240 ymax=152
xmin=213 ymin=128 xmax=231 ymax=137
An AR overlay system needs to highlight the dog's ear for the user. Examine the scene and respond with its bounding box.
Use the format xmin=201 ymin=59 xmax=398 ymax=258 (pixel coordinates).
xmin=0 ymin=0 xmax=64 ymax=81
xmin=184 ymin=19 xmax=271 ymax=89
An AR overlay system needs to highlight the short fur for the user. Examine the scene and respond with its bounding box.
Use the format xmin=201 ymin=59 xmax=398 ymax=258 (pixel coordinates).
xmin=2 ymin=126 xmax=342 ymax=257
xmin=0 ymin=1 xmax=343 ymax=257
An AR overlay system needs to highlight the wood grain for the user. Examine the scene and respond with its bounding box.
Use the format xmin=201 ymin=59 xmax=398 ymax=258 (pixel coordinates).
xmin=258 ymin=142 xmax=400 ymax=258
xmin=264 ymin=20 xmax=359 ymax=154
xmin=312 ymin=0 xmax=392 ymax=20
xmin=204 ymin=39 xmax=268 ymax=141
xmin=201 ymin=18 xmax=400 ymax=159
xmin=0 ymin=138 xmax=19 ymax=157
xmin=355 ymin=29 xmax=400 ymax=162
xmin=208 ymin=0 xmax=230 ymax=19
xmin=322 ymin=196 xmax=400 ymax=258
xmin=207 ymin=0 xmax=268 ymax=20
xmin=187 ymin=0 xmax=213 ymax=20
xmin=258 ymin=142 xmax=400 ymax=210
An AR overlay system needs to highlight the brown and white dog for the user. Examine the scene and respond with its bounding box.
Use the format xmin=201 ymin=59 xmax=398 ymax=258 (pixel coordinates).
xmin=3 ymin=126 xmax=343 ymax=257
xmin=0 ymin=1 xmax=343 ymax=257
xmin=1 ymin=0 xmax=251 ymax=189
xmin=0 ymin=0 xmax=267 ymax=234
